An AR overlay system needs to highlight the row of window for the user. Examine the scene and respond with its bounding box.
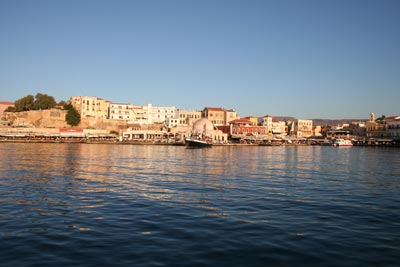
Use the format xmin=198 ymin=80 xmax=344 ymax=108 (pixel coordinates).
xmin=179 ymin=114 xmax=201 ymax=119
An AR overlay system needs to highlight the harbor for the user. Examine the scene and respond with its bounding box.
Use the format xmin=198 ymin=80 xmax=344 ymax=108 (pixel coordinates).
xmin=1 ymin=143 xmax=399 ymax=267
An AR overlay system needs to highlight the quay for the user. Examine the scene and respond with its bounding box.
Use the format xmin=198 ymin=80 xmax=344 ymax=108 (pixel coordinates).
xmin=1 ymin=135 xmax=399 ymax=147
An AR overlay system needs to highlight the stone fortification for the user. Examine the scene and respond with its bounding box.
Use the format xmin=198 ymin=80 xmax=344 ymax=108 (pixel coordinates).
xmin=2 ymin=109 xmax=134 ymax=133
xmin=3 ymin=109 xmax=69 ymax=128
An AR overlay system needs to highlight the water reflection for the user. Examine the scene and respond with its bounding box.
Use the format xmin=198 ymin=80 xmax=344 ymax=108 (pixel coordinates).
xmin=1 ymin=143 xmax=399 ymax=267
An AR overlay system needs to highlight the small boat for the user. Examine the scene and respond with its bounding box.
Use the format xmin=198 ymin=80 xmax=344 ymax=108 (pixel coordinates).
xmin=333 ymin=138 xmax=353 ymax=147
xmin=185 ymin=137 xmax=213 ymax=148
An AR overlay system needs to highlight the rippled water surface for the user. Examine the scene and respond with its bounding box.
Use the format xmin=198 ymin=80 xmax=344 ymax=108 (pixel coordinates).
xmin=0 ymin=143 xmax=399 ymax=266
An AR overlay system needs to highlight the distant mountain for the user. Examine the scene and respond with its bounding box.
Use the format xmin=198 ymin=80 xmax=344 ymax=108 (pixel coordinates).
xmin=263 ymin=116 xmax=367 ymax=126
xmin=311 ymin=119 xmax=367 ymax=126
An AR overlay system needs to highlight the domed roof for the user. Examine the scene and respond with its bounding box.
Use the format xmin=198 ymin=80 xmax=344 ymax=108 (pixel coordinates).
xmin=192 ymin=118 xmax=214 ymax=133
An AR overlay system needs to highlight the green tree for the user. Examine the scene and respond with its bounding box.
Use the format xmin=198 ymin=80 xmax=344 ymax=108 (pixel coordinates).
xmin=14 ymin=95 xmax=34 ymax=112
xmin=376 ymin=115 xmax=386 ymax=122
xmin=65 ymin=104 xmax=81 ymax=127
xmin=4 ymin=106 xmax=16 ymax=112
xmin=58 ymin=100 xmax=68 ymax=108
xmin=33 ymin=93 xmax=56 ymax=110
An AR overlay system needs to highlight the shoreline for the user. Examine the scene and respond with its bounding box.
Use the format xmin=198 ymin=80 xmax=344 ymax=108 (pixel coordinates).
xmin=1 ymin=139 xmax=399 ymax=147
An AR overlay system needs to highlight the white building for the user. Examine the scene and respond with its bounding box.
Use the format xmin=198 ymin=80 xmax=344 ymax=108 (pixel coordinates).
xmin=147 ymin=104 xmax=177 ymax=124
xmin=292 ymin=119 xmax=313 ymax=137
xmin=109 ymin=103 xmax=134 ymax=121
xmin=129 ymin=104 xmax=177 ymax=124
xmin=386 ymin=116 xmax=400 ymax=138
xmin=262 ymin=115 xmax=273 ymax=134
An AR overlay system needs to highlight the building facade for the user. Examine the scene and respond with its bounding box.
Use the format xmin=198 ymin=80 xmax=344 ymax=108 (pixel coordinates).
xmin=230 ymin=118 xmax=268 ymax=136
xmin=109 ymin=103 xmax=134 ymax=121
xmin=202 ymin=107 xmax=237 ymax=126
xmin=225 ymin=109 xmax=239 ymax=124
xmin=176 ymin=109 xmax=202 ymax=126
xmin=385 ymin=116 xmax=400 ymax=138
xmin=292 ymin=119 xmax=313 ymax=137
xmin=146 ymin=104 xmax=176 ymax=124
xmin=70 ymin=96 xmax=110 ymax=119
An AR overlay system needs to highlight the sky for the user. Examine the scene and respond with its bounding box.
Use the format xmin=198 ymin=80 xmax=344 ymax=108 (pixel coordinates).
xmin=1 ymin=0 xmax=399 ymax=119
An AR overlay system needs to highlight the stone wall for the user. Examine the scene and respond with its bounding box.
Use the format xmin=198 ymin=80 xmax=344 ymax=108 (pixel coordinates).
xmin=4 ymin=109 xmax=69 ymax=128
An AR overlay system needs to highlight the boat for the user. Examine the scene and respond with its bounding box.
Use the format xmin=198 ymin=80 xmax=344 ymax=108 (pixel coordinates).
xmin=185 ymin=136 xmax=213 ymax=148
xmin=333 ymin=138 xmax=353 ymax=147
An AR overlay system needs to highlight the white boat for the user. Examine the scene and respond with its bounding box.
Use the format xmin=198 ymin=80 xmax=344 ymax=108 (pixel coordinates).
xmin=333 ymin=138 xmax=353 ymax=147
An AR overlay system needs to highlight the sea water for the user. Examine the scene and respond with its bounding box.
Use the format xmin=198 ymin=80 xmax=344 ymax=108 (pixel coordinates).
xmin=0 ymin=143 xmax=399 ymax=266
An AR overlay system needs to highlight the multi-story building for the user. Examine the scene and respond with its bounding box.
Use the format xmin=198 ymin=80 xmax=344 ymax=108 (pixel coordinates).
xmin=176 ymin=109 xmax=202 ymax=126
xmin=385 ymin=116 xmax=400 ymax=138
xmin=272 ymin=120 xmax=286 ymax=135
xmin=261 ymin=115 xmax=286 ymax=135
xmin=109 ymin=103 xmax=134 ymax=121
xmin=366 ymin=113 xmax=385 ymax=138
xmin=149 ymin=104 xmax=176 ymax=124
xmin=242 ymin=116 xmax=258 ymax=126
xmin=202 ymin=107 xmax=237 ymax=126
xmin=292 ymin=119 xmax=313 ymax=137
xmin=70 ymin=96 xmax=110 ymax=119
xmin=132 ymin=105 xmax=148 ymax=124
xmin=202 ymin=107 xmax=225 ymax=126
xmin=225 ymin=109 xmax=239 ymax=124
xmin=262 ymin=115 xmax=273 ymax=134
xmin=130 ymin=104 xmax=176 ymax=124
xmin=229 ymin=118 xmax=267 ymax=136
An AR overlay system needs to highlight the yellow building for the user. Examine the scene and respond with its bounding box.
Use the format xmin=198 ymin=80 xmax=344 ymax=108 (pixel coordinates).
xmin=176 ymin=109 xmax=202 ymax=126
xmin=70 ymin=96 xmax=110 ymax=119
xmin=293 ymin=119 xmax=313 ymax=137
xmin=202 ymin=107 xmax=237 ymax=126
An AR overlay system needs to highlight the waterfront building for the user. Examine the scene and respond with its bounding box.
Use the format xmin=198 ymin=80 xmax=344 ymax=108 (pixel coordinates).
xmin=109 ymin=103 xmax=134 ymax=121
xmin=385 ymin=116 xmax=400 ymax=138
xmin=242 ymin=116 xmax=258 ymax=126
xmin=176 ymin=109 xmax=202 ymax=126
xmin=202 ymin=107 xmax=238 ymax=126
xmin=291 ymin=119 xmax=313 ymax=138
xmin=225 ymin=109 xmax=239 ymax=124
xmin=145 ymin=104 xmax=176 ymax=124
xmin=132 ymin=105 xmax=149 ymax=124
xmin=262 ymin=115 xmax=273 ymax=132
xmin=128 ymin=104 xmax=176 ymax=125
xmin=122 ymin=128 xmax=167 ymax=142
xmin=366 ymin=113 xmax=386 ymax=138
xmin=202 ymin=107 xmax=225 ymax=126
xmin=229 ymin=118 xmax=268 ymax=136
xmin=191 ymin=118 xmax=228 ymax=143
xmin=166 ymin=118 xmax=179 ymax=128
xmin=272 ymin=120 xmax=286 ymax=135
xmin=262 ymin=115 xmax=286 ymax=135
xmin=70 ymin=96 xmax=110 ymax=119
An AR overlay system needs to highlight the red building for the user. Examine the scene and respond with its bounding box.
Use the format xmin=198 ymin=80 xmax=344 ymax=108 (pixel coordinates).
xmin=216 ymin=118 xmax=268 ymax=137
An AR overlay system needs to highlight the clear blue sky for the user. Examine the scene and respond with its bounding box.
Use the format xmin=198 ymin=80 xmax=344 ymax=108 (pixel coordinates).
xmin=1 ymin=0 xmax=399 ymax=119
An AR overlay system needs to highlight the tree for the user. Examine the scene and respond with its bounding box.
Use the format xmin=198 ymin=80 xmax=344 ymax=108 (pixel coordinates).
xmin=4 ymin=106 xmax=16 ymax=112
xmin=14 ymin=95 xmax=34 ymax=112
xmin=33 ymin=93 xmax=56 ymax=110
xmin=13 ymin=93 xmax=57 ymax=112
xmin=65 ymin=104 xmax=81 ymax=127
xmin=58 ymin=100 xmax=68 ymax=108
xmin=376 ymin=115 xmax=386 ymax=123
